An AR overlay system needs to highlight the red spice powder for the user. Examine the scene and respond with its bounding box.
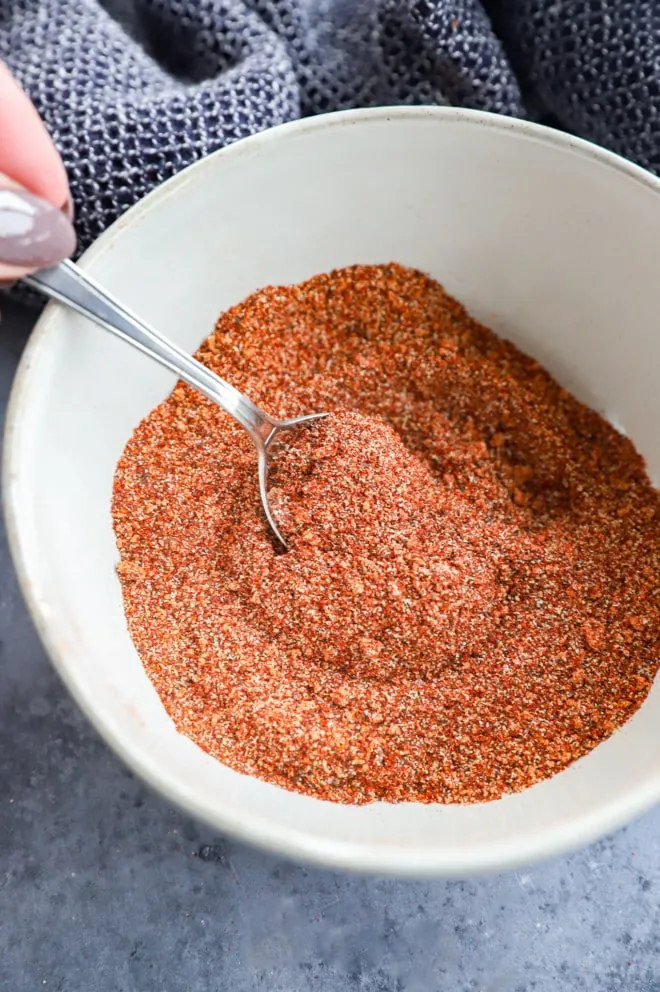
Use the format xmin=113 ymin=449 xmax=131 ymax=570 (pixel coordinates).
xmin=112 ymin=263 xmax=660 ymax=804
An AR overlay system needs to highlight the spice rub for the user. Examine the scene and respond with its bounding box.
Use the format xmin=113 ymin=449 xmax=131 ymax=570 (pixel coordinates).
xmin=112 ymin=263 xmax=660 ymax=804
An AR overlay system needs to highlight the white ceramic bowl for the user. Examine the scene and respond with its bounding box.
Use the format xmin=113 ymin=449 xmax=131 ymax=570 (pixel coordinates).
xmin=5 ymin=108 xmax=660 ymax=876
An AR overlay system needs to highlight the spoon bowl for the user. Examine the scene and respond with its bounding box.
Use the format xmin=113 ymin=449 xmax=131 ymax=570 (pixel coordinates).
xmin=257 ymin=411 xmax=329 ymax=544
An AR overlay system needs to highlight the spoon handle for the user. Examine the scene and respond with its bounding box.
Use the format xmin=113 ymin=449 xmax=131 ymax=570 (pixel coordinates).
xmin=24 ymin=260 xmax=273 ymax=444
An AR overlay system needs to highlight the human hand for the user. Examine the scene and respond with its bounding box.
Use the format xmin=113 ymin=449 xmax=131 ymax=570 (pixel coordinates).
xmin=0 ymin=61 xmax=76 ymax=284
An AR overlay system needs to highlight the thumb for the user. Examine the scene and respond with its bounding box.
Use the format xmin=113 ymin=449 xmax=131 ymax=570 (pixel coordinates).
xmin=0 ymin=61 xmax=75 ymax=283
xmin=0 ymin=61 xmax=70 ymax=211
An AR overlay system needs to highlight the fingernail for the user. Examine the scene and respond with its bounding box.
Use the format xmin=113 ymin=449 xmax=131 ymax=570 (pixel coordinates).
xmin=0 ymin=187 xmax=76 ymax=268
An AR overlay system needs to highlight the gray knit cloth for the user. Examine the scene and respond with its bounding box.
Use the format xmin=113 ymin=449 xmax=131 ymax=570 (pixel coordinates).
xmin=0 ymin=0 xmax=658 ymax=251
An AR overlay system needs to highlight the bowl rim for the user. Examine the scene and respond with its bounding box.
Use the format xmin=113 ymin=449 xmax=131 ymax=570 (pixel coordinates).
xmin=5 ymin=105 xmax=660 ymax=876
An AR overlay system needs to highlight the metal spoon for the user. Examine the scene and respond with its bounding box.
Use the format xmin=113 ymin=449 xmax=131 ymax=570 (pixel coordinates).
xmin=24 ymin=259 xmax=327 ymax=547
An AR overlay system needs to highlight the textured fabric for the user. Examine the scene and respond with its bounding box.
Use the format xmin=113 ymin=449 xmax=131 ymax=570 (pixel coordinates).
xmin=0 ymin=1 xmax=658 ymax=252
xmin=487 ymin=0 xmax=660 ymax=174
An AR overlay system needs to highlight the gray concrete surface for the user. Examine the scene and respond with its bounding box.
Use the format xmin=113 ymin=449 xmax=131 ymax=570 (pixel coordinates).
xmin=1 ymin=300 xmax=659 ymax=992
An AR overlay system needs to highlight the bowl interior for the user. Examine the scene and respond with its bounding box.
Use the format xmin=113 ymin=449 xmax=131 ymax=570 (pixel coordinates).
xmin=6 ymin=108 xmax=660 ymax=875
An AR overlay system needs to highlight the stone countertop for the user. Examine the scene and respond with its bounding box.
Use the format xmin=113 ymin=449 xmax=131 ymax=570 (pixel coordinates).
xmin=1 ymin=300 xmax=659 ymax=992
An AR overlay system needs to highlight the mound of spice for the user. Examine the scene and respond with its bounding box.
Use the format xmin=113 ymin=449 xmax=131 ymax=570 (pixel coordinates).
xmin=112 ymin=263 xmax=660 ymax=804
xmin=265 ymin=410 xmax=506 ymax=679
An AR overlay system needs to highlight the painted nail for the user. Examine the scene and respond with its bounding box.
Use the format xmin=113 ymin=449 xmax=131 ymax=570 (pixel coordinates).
xmin=0 ymin=187 xmax=76 ymax=268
